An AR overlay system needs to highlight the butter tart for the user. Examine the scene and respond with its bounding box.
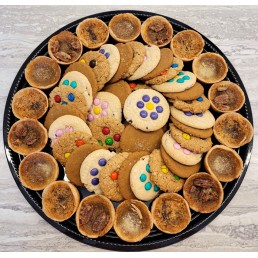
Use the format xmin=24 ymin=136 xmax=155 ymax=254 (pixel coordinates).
xmin=19 ymin=152 xmax=59 ymax=190
xmin=204 ymin=145 xmax=243 ymax=182
xmin=113 ymin=199 xmax=153 ymax=242
xmin=151 ymin=193 xmax=191 ymax=234
xmin=8 ymin=118 xmax=48 ymax=156
xmin=183 ymin=172 xmax=224 ymax=213
xmin=208 ymin=81 xmax=245 ymax=113
xmin=192 ymin=52 xmax=228 ymax=84
xmin=76 ymin=194 xmax=115 ymax=238
xmin=48 ymin=31 xmax=83 ymax=65
xmin=42 ymin=181 xmax=80 ymax=222
xmin=25 ymin=56 xmax=61 ymax=89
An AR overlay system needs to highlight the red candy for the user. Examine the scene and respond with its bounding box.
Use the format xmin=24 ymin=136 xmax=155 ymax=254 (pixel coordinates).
xmin=54 ymin=95 xmax=61 ymax=103
xmin=75 ymin=139 xmax=85 ymax=147
xmin=129 ymin=82 xmax=137 ymax=89
xmin=102 ymin=127 xmax=110 ymax=135
xmin=113 ymin=134 xmax=121 ymax=142
xmin=110 ymin=171 xmax=118 ymax=180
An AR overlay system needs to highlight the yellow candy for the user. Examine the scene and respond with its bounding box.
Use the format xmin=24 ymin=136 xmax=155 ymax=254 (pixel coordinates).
xmin=93 ymin=106 xmax=101 ymax=115
xmin=146 ymin=102 xmax=154 ymax=110
xmin=161 ymin=165 xmax=168 ymax=173
xmin=64 ymin=152 xmax=70 ymax=159
xmin=80 ymin=59 xmax=86 ymax=63
xmin=182 ymin=133 xmax=191 ymax=140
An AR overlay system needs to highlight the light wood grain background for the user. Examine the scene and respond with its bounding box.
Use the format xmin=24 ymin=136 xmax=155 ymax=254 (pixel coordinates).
xmin=0 ymin=5 xmax=257 ymax=252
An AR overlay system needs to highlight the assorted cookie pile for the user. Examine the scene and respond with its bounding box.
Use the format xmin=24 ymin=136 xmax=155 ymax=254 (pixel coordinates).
xmin=8 ymin=13 xmax=254 ymax=243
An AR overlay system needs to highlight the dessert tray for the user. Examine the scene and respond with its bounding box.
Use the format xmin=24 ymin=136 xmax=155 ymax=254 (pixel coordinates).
xmin=3 ymin=10 xmax=253 ymax=251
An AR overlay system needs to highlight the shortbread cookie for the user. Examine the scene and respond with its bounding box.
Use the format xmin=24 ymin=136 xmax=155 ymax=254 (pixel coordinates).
xmin=65 ymin=143 xmax=103 ymax=186
xmin=59 ymin=71 xmax=93 ymax=110
xmin=152 ymin=71 xmax=196 ymax=93
xmin=123 ymin=89 xmax=170 ymax=132
xmin=128 ymin=45 xmax=161 ymax=81
xmin=89 ymin=116 xmax=124 ymax=151
xmin=149 ymin=149 xmax=184 ymax=192
xmin=171 ymin=106 xmax=215 ymax=129
xmin=99 ymin=152 xmax=129 ymax=201
xmin=130 ymin=155 xmax=160 ymax=201
xmin=170 ymin=123 xmax=213 ymax=153
xmin=118 ymin=151 xmax=149 ymax=200
xmin=162 ymin=130 xmax=202 ymax=166
xmin=80 ymin=149 xmax=116 ymax=194
xmin=160 ymin=145 xmax=200 ymax=178
xmin=151 ymin=193 xmax=191 ymax=234
xmin=87 ymin=92 xmax=122 ymax=122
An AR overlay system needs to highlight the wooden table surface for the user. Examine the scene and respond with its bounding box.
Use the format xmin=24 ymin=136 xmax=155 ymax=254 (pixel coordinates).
xmin=0 ymin=5 xmax=257 ymax=252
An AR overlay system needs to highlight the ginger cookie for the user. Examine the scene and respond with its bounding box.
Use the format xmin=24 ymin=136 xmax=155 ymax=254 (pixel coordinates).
xmin=183 ymin=172 xmax=224 ymax=213
xmin=103 ymin=80 xmax=132 ymax=107
xmin=65 ymin=143 xmax=103 ymax=187
xmin=80 ymin=51 xmax=110 ymax=90
xmin=108 ymin=43 xmax=133 ymax=83
xmin=99 ymin=152 xmax=129 ymax=202
xmin=149 ymin=149 xmax=185 ymax=193
xmin=170 ymin=123 xmax=213 ymax=153
xmin=80 ymin=149 xmax=116 ymax=194
xmin=123 ymin=89 xmax=170 ymax=132
xmin=12 ymin=87 xmax=48 ymax=120
xmin=52 ymin=131 xmax=97 ymax=166
xmin=64 ymin=61 xmax=98 ymax=99
xmin=160 ymin=145 xmax=200 ymax=178
xmin=89 ymin=116 xmax=124 ymax=151
xmin=145 ymin=67 xmax=177 ymax=85
xmin=118 ymin=151 xmax=149 ymax=200
xmin=123 ymin=41 xmax=146 ymax=79
xmin=120 ymin=124 xmax=166 ymax=153
xmin=130 ymin=155 xmax=160 ymax=201
xmin=151 ymin=193 xmax=191 ymax=234
xmin=49 ymin=86 xmax=88 ymax=118
xmin=44 ymin=104 xmax=85 ymax=130
xmin=76 ymin=18 xmax=109 ymax=49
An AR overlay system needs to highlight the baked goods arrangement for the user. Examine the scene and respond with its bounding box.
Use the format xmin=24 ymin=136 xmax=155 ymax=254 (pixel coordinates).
xmin=7 ymin=12 xmax=254 ymax=246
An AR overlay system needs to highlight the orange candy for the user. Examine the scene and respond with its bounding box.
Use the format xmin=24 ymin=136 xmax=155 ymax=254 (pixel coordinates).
xmin=110 ymin=171 xmax=119 ymax=180
xmin=129 ymin=83 xmax=137 ymax=89
xmin=160 ymin=70 xmax=168 ymax=76
xmin=75 ymin=139 xmax=85 ymax=147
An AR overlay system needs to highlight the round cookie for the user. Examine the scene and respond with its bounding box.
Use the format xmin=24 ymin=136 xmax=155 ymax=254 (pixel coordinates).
xmin=123 ymin=41 xmax=146 ymax=79
xmin=87 ymin=92 xmax=122 ymax=122
xmin=152 ymin=71 xmax=196 ymax=93
xmin=65 ymin=143 xmax=104 ymax=186
xmin=109 ymin=43 xmax=133 ymax=83
xmin=52 ymin=131 xmax=97 ymax=166
xmin=163 ymin=82 xmax=204 ymax=101
xmin=80 ymin=149 xmax=116 ymax=194
xmin=48 ymin=115 xmax=92 ymax=144
xmin=80 ymin=51 xmax=110 ymax=89
xmin=172 ymin=95 xmax=210 ymax=114
xmin=120 ymin=124 xmax=166 ymax=153
xmin=99 ymin=152 xmax=129 ymax=201
xmin=130 ymin=155 xmax=160 ymax=201
xmin=145 ymin=67 xmax=177 ymax=85
xmin=141 ymin=48 xmax=174 ymax=81
xmin=99 ymin=44 xmax=120 ymax=82
xmin=103 ymin=80 xmax=132 ymax=107
xmin=149 ymin=149 xmax=185 ymax=193
xmin=118 ymin=151 xmax=149 ymax=200
xmin=170 ymin=123 xmax=213 ymax=153
xmin=89 ymin=116 xmax=124 ymax=151
xmin=64 ymin=61 xmax=98 ymax=99
xmin=170 ymin=117 xmax=213 ymax=138
xmin=171 ymin=106 xmax=215 ymax=130
xmin=123 ymin=89 xmax=170 ymax=132
xmin=59 ymin=71 xmax=93 ymax=110
xmin=44 ymin=104 xmax=86 ymax=130
xmin=49 ymin=86 xmax=88 ymax=118
xmin=162 ymin=130 xmax=202 ymax=166
xmin=128 ymin=45 xmax=161 ymax=81
xmin=160 ymin=145 xmax=200 ymax=178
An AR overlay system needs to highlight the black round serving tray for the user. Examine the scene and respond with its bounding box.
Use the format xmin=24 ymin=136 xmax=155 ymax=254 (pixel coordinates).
xmin=3 ymin=10 xmax=254 ymax=251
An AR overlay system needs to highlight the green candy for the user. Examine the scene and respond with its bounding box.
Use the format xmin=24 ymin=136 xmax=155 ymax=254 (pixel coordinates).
xmin=98 ymin=140 xmax=103 ymax=146
xmin=105 ymin=137 xmax=113 ymax=146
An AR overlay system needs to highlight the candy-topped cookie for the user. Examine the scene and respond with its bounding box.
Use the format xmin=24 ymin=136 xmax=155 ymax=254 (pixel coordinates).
xmin=123 ymin=89 xmax=170 ymax=132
